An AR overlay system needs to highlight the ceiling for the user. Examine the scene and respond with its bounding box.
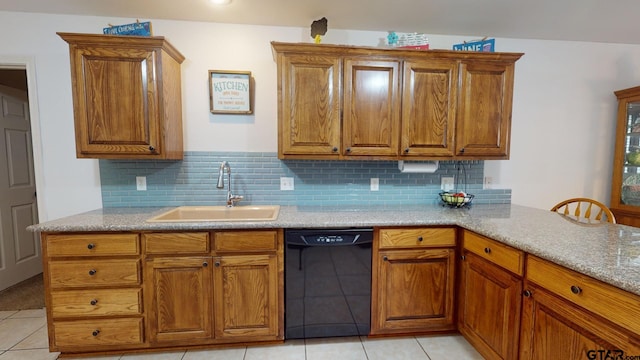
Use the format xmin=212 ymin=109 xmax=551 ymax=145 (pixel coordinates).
xmin=1 ymin=0 xmax=639 ymax=45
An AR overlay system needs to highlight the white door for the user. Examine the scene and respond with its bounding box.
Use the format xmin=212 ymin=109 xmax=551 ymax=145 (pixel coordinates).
xmin=0 ymin=84 xmax=41 ymax=290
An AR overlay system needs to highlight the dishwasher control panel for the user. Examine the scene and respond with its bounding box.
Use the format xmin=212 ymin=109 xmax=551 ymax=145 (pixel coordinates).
xmin=285 ymin=228 xmax=373 ymax=246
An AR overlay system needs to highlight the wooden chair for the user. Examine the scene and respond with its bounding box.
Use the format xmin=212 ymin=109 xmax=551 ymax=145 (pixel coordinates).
xmin=550 ymin=198 xmax=616 ymax=224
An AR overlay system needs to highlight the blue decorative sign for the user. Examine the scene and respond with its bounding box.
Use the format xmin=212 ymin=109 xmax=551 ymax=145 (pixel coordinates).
xmin=103 ymin=21 xmax=152 ymax=36
xmin=453 ymin=38 xmax=495 ymax=52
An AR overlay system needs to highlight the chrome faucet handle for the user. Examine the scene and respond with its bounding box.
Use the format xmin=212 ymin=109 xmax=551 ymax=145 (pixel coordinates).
xmin=228 ymin=195 xmax=244 ymax=206
xmin=227 ymin=194 xmax=244 ymax=207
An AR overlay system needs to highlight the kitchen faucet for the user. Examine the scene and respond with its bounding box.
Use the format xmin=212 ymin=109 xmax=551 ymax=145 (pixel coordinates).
xmin=216 ymin=161 xmax=244 ymax=207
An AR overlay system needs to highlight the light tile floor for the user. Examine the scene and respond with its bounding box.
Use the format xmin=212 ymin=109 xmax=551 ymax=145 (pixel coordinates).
xmin=0 ymin=308 xmax=484 ymax=359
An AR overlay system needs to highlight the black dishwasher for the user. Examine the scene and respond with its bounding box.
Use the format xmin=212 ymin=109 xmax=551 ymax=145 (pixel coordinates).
xmin=285 ymin=228 xmax=373 ymax=339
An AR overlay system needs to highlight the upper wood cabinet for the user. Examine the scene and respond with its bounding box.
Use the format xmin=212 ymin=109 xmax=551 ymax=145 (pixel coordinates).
xmin=343 ymin=59 xmax=401 ymax=157
xmin=58 ymin=33 xmax=185 ymax=159
xmin=272 ymin=42 xmax=523 ymax=160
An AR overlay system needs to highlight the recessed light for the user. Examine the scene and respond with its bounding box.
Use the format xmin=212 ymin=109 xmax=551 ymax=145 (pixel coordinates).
xmin=210 ymin=0 xmax=231 ymax=5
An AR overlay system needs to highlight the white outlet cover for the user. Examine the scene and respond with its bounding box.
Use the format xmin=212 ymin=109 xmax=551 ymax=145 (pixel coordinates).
xmin=136 ymin=176 xmax=147 ymax=191
xmin=370 ymin=178 xmax=379 ymax=191
xmin=441 ymin=176 xmax=454 ymax=191
xmin=280 ymin=177 xmax=294 ymax=191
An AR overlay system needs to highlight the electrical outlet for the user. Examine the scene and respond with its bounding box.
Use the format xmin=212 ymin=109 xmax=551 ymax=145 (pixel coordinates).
xmin=441 ymin=176 xmax=454 ymax=191
xmin=483 ymin=176 xmax=493 ymax=190
xmin=280 ymin=177 xmax=294 ymax=191
xmin=136 ymin=176 xmax=147 ymax=191
xmin=370 ymin=178 xmax=379 ymax=191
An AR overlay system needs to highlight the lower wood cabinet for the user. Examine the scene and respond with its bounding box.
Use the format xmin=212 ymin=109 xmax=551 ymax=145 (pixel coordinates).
xmin=144 ymin=230 xmax=283 ymax=346
xmin=145 ymin=256 xmax=213 ymax=344
xmin=458 ymin=230 xmax=524 ymax=360
xmin=43 ymin=232 xmax=144 ymax=353
xmin=42 ymin=230 xmax=283 ymax=356
xmin=520 ymin=255 xmax=640 ymax=358
xmin=458 ymin=252 xmax=522 ymax=360
xmin=213 ymin=254 xmax=279 ymax=339
xmin=371 ymin=227 xmax=456 ymax=334
xmin=42 ymin=227 xmax=640 ymax=358
xmin=519 ymin=283 xmax=640 ymax=359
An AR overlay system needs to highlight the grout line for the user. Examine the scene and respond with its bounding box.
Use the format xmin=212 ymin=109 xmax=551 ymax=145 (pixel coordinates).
xmin=415 ymin=336 xmax=434 ymax=360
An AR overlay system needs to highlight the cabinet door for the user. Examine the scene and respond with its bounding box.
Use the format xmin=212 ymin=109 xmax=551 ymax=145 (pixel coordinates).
xmin=343 ymin=59 xmax=401 ymax=157
xmin=456 ymin=61 xmax=515 ymax=158
xmin=519 ymin=284 xmax=640 ymax=359
xmin=458 ymin=251 xmax=522 ymax=360
xmin=71 ymin=46 xmax=161 ymax=157
xmin=401 ymin=60 xmax=457 ymax=157
xmin=279 ymin=54 xmax=341 ymax=157
xmin=213 ymin=254 xmax=279 ymax=339
xmin=146 ymin=257 xmax=213 ymax=344
xmin=371 ymin=248 xmax=455 ymax=334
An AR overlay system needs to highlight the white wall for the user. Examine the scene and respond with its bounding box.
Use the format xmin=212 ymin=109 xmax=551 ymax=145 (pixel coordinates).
xmin=2 ymin=11 xmax=640 ymax=220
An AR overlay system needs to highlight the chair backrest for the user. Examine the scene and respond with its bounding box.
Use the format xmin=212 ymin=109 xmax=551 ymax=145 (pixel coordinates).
xmin=550 ymin=198 xmax=616 ymax=224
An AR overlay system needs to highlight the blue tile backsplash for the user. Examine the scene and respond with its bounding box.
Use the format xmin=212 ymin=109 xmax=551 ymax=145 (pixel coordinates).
xmin=99 ymin=152 xmax=511 ymax=207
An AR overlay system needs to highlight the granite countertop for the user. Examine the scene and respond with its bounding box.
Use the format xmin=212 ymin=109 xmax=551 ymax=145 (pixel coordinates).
xmin=29 ymin=204 xmax=640 ymax=297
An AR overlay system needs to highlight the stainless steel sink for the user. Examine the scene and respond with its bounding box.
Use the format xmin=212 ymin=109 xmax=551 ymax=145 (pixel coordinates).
xmin=147 ymin=205 xmax=280 ymax=222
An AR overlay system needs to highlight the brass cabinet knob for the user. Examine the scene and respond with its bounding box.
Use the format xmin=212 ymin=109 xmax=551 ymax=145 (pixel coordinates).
xmin=92 ymin=330 xmax=100 ymax=337
xmin=570 ymin=285 xmax=582 ymax=295
xmin=90 ymin=299 xmax=98 ymax=306
xmin=417 ymin=236 xmax=423 ymax=242
xmin=202 ymin=262 xmax=208 ymax=267
xmin=523 ymin=290 xmax=532 ymax=297
xmin=215 ymin=262 xmax=221 ymax=267
xmin=332 ymin=147 xmax=338 ymax=152
xmin=484 ymin=247 xmax=491 ymax=254
xmin=87 ymin=243 xmax=95 ymax=250
xmin=383 ymin=256 xmax=388 ymax=261
xmin=148 ymin=145 xmax=155 ymax=151
xmin=404 ymin=148 xmax=410 ymax=153
xmin=88 ymin=269 xmax=97 ymax=276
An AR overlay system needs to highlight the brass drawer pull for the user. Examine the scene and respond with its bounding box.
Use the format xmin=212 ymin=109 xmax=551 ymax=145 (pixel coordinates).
xmin=87 ymin=243 xmax=95 ymax=250
xmin=88 ymin=269 xmax=97 ymax=276
xmin=90 ymin=299 xmax=98 ymax=306
xmin=92 ymin=330 xmax=100 ymax=337
xmin=570 ymin=285 xmax=582 ymax=295
xmin=417 ymin=236 xmax=423 ymax=242
xmin=484 ymin=247 xmax=491 ymax=254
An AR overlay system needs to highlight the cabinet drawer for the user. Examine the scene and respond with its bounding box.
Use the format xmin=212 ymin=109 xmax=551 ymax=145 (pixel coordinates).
xmin=49 ymin=259 xmax=141 ymax=288
xmin=53 ymin=318 xmax=143 ymax=347
xmin=379 ymin=227 xmax=455 ymax=249
xmin=463 ymin=231 xmax=524 ymax=276
xmin=46 ymin=233 xmax=139 ymax=257
xmin=527 ymin=255 xmax=640 ymax=335
xmin=144 ymin=232 xmax=209 ymax=254
xmin=214 ymin=231 xmax=278 ymax=252
xmin=51 ymin=288 xmax=142 ymax=318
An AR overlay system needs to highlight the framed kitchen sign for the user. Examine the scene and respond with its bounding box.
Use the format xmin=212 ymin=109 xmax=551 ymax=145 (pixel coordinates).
xmin=209 ymin=70 xmax=253 ymax=114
